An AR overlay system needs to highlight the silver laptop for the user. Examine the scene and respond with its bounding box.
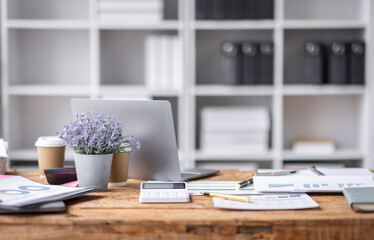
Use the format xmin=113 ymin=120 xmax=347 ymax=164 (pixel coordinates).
xmin=71 ymin=99 xmax=218 ymax=181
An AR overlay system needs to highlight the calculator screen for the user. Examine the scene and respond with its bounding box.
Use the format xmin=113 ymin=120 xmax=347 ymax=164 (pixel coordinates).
xmin=142 ymin=183 xmax=186 ymax=189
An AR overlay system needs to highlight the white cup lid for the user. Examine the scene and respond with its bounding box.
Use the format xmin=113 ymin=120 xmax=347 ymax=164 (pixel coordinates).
xmin=35 ymin=136 xmax=65 ymax=147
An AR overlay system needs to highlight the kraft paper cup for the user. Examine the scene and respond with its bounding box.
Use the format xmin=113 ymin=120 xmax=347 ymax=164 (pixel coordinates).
xmin=35 ymin=136 xmax=65 ymax=178
xmin=109 ymin=152 xmax=130 ymax=187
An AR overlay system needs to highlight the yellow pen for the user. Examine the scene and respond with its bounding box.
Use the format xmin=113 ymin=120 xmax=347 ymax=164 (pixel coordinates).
xmin=202 ymin=192 xmax=250 ymax=203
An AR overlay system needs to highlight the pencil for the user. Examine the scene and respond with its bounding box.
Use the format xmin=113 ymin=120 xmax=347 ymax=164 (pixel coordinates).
xmin=202 ymin=192 xmax=250 ymax=203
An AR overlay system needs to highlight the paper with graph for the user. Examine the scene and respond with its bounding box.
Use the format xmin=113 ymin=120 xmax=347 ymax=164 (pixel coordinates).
xmin=213 ymin=193 xmax=319 ymax=210
xmin=0 ymin=175 xmax=92 ymax=209
xmin=254 ymin=176 xmax=374 ymax=193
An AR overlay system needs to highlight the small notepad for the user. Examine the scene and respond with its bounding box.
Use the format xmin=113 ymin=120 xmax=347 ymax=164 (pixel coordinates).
xmin=343 ymin=187 xmax=374 ymax=213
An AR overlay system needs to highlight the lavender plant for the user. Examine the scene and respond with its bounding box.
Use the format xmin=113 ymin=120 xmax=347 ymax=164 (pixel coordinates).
xmin=117 ymin=135 xmax=141 ymax=153
xmin=58 ymin=112 xmax=140 ymax=155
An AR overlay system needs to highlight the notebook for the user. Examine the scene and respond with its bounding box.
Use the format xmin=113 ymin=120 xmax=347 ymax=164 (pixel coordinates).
xmin=343 ymin=187 xmax=374 ymax=213
xmin=0 ymin=201 xmax=65 ymax=214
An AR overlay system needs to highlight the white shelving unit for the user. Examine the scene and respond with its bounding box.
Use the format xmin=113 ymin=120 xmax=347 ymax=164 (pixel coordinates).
xmin=187 ymin=0 xmax=374 ymax=170
xmin=1 ymin=0 xmax=374 ymax=170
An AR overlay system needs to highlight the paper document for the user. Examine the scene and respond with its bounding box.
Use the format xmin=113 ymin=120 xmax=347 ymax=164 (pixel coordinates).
xmin=306 ymin=167 xmax=374 ymax=176
xmin=258 ymin=168 xmax=374 ymax=176
xmin=213 ymin=193 xmax=319 ymax=210
xmin=254 ymin=176 xmax=374 ymax=192
xmin=0 ymin=175 xmax=93 ymax=209
xmin=187 ymin=181 xmax=259 ymax=195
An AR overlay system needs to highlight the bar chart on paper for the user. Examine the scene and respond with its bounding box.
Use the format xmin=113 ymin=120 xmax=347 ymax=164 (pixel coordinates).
xmin=254 ymin=176 xmax=374 ymax=192
xmin=212 ymin=193 xmax=319 ymax=210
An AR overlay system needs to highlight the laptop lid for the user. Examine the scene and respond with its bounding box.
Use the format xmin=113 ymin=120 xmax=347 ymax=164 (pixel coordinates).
xmin=71 ymin=99 xmax=182 ymax=181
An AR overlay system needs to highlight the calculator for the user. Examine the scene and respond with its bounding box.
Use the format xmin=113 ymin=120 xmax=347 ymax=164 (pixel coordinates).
xmin=139 ymin=182 xmax=190 ymax=203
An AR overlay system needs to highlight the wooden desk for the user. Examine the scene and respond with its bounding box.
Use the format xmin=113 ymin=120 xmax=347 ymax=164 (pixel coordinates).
xmin=1 ymin=170 xmax=374 ymax=240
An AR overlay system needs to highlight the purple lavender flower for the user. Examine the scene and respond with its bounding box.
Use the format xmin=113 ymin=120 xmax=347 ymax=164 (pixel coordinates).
xmin=136 ymin=140 xmax=141 ymax=151
xmin=57 ymin=111 xmax=139 ymax=155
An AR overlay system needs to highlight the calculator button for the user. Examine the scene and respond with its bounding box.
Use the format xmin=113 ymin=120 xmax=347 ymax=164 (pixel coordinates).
xmin=177 ymin=191 xmax=186 ymax=198
xmin=142 ymin=191 xmax=150 ymax=198
xmin=160 ymin=191 xmax=169 ymax=198
xmin=169 ymin=191 xmax=177 ymax=198
xmin=150 ymin=191 xmax=159 ymax=198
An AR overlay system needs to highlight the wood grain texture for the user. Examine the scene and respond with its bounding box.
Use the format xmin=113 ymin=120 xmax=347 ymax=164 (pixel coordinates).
xmin=1 ymin=170 xmax=373 ymax=240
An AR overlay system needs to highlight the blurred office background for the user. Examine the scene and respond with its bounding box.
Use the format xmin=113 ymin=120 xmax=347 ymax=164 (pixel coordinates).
xmin=1 ymin=0 xmax=374 ymax=171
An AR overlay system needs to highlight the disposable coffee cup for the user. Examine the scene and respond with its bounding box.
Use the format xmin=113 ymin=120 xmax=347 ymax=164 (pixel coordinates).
xmin=35 ymin=136 xmax=65 ymax=178
xmin=109 ymin=152 xmax=130 ymax=187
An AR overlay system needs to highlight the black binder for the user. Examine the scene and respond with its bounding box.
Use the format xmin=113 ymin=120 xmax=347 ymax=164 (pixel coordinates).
xmin=196 ymin=0 xmax=209 ymax=20
xmin=304 ymin=41 xmax=326 ymax=84
xmin=241 ymin=42 xmax=258 ymax=85
xmin=225 ymin=0 xmax=243 ymax=19
xmin=163 ymin=0 xmax=178 ymax=20
xmin=349 ymin=42 xmax=365 ymax=85
xmin=209 ymin=0 xmax=225 ymax=20
xmin=258 ymin=42 xmax=274 ymax=85
xmin=253 ymin=0 xmax=274 ymax=19
xmin=221 ymin=41 xmax=241 ymax=85
xmin=243 ymin=0 xmax=255 ymax=19
xmin=328 ymin=41 xmax=349 ymax=84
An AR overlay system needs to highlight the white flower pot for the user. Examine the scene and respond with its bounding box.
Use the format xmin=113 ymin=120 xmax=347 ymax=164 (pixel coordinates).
xmin=74 ymin=153 xmax=113 ymax=192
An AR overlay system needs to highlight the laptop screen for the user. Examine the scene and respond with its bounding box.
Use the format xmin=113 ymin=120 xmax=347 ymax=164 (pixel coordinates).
xmin=71 ymin=99 xmax=182 ymax=181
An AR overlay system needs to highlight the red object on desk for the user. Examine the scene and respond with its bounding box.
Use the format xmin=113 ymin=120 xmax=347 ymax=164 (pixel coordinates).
xmin=61 ymin=180 xmax=79 ymax=187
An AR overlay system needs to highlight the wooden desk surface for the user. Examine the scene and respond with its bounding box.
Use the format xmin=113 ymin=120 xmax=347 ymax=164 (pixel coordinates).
xmin=2 ymin=170 xmax=374 ymax=240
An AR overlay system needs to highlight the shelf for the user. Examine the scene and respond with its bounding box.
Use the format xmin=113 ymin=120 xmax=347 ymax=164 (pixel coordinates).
xmin=6 ymin=20 xmax=90 ymax=29
xmin=8 ymin=85 xmax=91 ymax=96
xmin=99 ymin=20 xmax=181 ymax=30
xmin=2 ymin=0 xmax=373 ymax=170
xmin=282 ymin=85 xmax=366 ymax=96
xmin=194 ymin=150 xmax=273 ymax=161
xmin=9 ymin=149 xmax=74 ymax=162
xmin=192 ymin=20 xmax=275 ymax=30
xmin=193 ymin=85 xmax=274 ymax=96
xmin=6 ymin=0 xmax=89 ymax=20
xmin=283 ymin=20 xmax=367 ymax=29
xmin=284 ymin=0 xmax=366 ymax=22
xmin=282 ymin=149 xmax=363 ymax=160
xmin=99 ymin=85 xmax=182 ymax=98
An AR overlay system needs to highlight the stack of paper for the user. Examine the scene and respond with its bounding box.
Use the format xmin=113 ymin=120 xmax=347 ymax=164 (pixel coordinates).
xmin=0 ymin=139 xmax=8 ymax=175
xmin=292 ymin=139 xmax=335 ymax=155
xmin=254 ymin=175 xmax=374 ymax=192
xmin=0 ymin=175 xmax=92 ymax=212
xmin=253 ymin=168 xmax=374 ymax=193
xmin=98 ymin=0 xmax=164 ymax=22
xmin=200 ymin=107 xmax=270 ymax=153
xmin=144 ymin=35 xmax=182 ymax=90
